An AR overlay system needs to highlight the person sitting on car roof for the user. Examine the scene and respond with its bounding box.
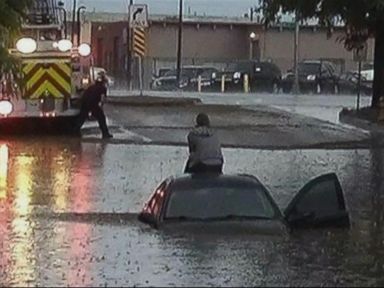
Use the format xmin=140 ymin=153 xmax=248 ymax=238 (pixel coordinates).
xmin=184 ymin=113 xmax=224 ymax=174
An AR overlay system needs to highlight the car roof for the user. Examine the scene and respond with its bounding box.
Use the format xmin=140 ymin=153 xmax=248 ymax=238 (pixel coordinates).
xmin=182 ymin=66 xmax=216 ymax=70
xmin=232 ymin=60 xmax=274 ymax=64
xmin=168 ymin=173 xmax=263 ymax=188
xmin=302 ymin=60 xmax=334 ymax=65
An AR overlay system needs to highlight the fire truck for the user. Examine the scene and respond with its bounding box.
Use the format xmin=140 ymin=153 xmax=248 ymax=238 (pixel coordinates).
xmin=0 ymin=0 xmax=93 ymax=134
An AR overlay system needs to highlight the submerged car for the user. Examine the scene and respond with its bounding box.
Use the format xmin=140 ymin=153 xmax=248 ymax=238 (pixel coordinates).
xmin=138 ymin=173 xmax=350 ymax=232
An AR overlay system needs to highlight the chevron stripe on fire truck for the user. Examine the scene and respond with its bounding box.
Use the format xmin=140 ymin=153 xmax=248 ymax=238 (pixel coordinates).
xmin=22 ymin=61 xmax=72 ymax=99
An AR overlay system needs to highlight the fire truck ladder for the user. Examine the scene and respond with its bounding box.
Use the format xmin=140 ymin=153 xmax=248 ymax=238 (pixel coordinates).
xmin=27 ymin=0 xmax=60 ymax=25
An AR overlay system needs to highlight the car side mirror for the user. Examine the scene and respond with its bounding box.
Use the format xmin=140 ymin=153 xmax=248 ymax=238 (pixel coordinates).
xmin=286 ymin=210 xmax=316 ymax=227
xmin=138 ymin=212 xmax=157 ymax=227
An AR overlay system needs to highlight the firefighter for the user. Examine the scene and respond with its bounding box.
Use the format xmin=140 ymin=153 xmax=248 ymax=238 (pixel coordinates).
xmin=76 ymin=72 xmax=113 ymax=139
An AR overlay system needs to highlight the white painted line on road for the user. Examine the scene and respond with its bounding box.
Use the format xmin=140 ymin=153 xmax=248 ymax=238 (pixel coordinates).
xmin=118 ymin=127 xmax=152 ymax=143
xmin=82 ymin=118 xmax=153 ymax=143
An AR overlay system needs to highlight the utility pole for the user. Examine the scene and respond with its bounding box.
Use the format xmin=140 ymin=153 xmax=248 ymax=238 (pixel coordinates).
xmin=71 ymin=0 xmax=76 ymax=43
xmin=293 ymin=12 xmax=300 ymax=94
xmin=250 ymin=7 xmax=254 ymax=22
xmin=176 ymin=0 xmax=183 ymax=88
xmin=127 ymin=0 xmax=133 ymax=90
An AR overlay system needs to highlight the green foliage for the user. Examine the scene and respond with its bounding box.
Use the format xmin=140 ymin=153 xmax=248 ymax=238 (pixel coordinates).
xmin=263 ymin=0 xmax=384 ymax=49
xmin=0 ymin=0 xmax=32 ymax=74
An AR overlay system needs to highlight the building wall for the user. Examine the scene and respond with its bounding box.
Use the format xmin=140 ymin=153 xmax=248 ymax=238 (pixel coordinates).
xmin=91 ymin=22 xmax=128 ymax=74
xmin=261 ymin=27 xmax=374 ymax=73
xmin=90 ymin=19 xmax=375 ymax=88
xmin=148 ymin=22 xmax=259 ymax=60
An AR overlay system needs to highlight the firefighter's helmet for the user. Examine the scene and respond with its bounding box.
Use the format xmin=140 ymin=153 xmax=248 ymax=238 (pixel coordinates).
xmin=96 ymin=71 xmax=107 ymax=84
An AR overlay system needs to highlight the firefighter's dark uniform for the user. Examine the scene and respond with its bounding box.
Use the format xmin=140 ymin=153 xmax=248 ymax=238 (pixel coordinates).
xmin=76 ymin=80 xmax=113 ymax=138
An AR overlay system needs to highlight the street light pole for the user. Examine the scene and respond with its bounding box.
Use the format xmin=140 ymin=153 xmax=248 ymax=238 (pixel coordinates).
xmin=176 ymin=0 xmax=183 ymax=88
xmin=71 ymin=0 xmax=77 ymax=43
xmin=127 ymin=0 xmax=133 ymax=90
xmin=249 ymin=32 xmax=256 ymax=60
xmin=249 ymin=41 xmax=254 ymax=60
xmin=77 ymin=6 xmax=86 ymax=44
xmin=293 ymin=12 xmax=300 ymax=94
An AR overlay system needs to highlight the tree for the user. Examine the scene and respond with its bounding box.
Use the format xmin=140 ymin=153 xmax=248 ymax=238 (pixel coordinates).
xmin=263 ymin=0 xmax=384 ymax=109
xmin=0 ymin=0 xmax=32 ymax=74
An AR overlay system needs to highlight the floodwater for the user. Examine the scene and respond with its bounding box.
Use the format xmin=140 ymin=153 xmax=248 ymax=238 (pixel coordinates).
xmin=1 ymin=137 xmax=384 ymax=286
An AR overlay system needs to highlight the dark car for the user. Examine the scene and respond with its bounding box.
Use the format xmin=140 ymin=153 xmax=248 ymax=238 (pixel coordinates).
xmin=338 ymin=71 xmax=372 ymax=95
xmin=151 ymin=66 xmax=218 ymax=91
xmin=138 ymin=173 xmax=350 ymax=232
xmin=216 ymin=60 xmax=282 ymax=93
xmin=281 ymin=60 xmax=340 ymax=94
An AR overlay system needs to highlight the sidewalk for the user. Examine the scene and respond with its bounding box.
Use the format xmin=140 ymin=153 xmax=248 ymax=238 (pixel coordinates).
xmin=106 ymin=95 xmax=202 ymax=106
xmin=339 ymin=106 xmax=384 ymax=136
xmin=102 ymin=92 xmax=373 ymax=149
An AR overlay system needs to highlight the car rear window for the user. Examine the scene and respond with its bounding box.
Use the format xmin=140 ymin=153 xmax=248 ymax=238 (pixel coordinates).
xmin=227 ymin=62 xmax=252 ymax=72
xmin=299 ymin=63 xmax=321 ymax=74
xmin=164 ymin=69 xmax=196 ymax=78
xmin=164 ymin=180 xmax=277 ymax=220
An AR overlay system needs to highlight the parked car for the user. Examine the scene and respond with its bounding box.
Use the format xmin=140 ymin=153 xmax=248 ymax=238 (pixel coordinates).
xmin=138 ymin=173 xmax=350 ymax=232
xmin=151 ymin=66 xmax=218 ymax=91
xmin=157 ymin=67 xmax=172 ymax=77
xmin=281 ymin=60 xmax=340 ymax=94
xmin=216 ymin=60 xmax=282 ymax=93
xmin=338 ymin=71 xmax=372 ymax=95
xmin=360 ymin=62 xmax=374 ymax=82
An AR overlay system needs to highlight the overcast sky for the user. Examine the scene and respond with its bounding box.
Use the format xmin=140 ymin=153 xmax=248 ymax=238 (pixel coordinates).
xmin=63 ymin=0 xmax=260 ymax=17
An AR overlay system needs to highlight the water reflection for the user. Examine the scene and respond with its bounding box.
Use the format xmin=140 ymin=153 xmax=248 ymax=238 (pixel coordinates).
xmin=0 ymin=144 xmax=8 ymax=201
xmin=0 ymin=143 xmax=10 ymax=283
xmin=2 ymin=140 xmax=384 ymax=286
xmin=8 ymin=149 xmax=37 ymax=285
xmin=0 ymin=139 xmax=102 ymax=286
xmin=365 ymin=148 xmax=384 ymax=284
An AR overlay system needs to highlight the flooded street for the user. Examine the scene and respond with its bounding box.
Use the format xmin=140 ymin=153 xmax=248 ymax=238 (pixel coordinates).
xmin=1 ymin=138 xmax=384 ymax=286
xmin=2 ymin=0 xmax=383 ymax=285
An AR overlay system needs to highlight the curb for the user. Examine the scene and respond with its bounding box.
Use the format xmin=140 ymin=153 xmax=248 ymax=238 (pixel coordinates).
xmin=339 ymin=109 xmax=384 ymax=134
xmin=106 ymin=95 xmax=202 ymax=106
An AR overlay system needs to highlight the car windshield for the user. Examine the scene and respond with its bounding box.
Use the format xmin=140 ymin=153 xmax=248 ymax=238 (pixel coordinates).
xmin=363 ymin=63 xmax=373 ymax=70
xmin=164 ymin=69 xmax=197 ymax=78
xmin=165 ymin=179 xmax=277 ymax=220
xmin=299 ymin=63 xmax=321 ymax=74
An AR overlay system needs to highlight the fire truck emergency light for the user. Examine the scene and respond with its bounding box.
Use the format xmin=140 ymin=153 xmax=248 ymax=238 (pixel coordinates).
xmin=16 ymin=38 xmax=37 ymax=54
xmin=0 ymin=100 xmax=13 ymax=116
xmin=55 ymin=39 xmax=73 ymax=52
xmin=78 ymin=43 xmax=91 ymax=57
